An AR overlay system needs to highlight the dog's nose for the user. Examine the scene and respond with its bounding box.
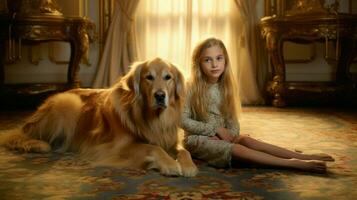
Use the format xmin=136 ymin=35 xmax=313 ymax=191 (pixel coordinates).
xmin=154 ymin=90 xmax=166 ymax=103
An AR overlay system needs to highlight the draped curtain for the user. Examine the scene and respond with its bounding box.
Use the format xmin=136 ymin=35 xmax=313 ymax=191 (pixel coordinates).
xmin=92 ymin=0 xmax=267 ymax=105
xmin=92 ymin=0 xmax=140 ymax=88
xmin=234 ymin=0 xmax=267 ymax=104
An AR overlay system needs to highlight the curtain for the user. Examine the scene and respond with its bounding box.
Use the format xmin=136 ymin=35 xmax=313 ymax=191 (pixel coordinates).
xmin=235 ymin=0 xmax=267 ymax=104
xmin=135 ymin=0 xmax=240 ymax=78
xmin=135 ymin=0 xmax=265 ymax=104
xmin=92 ymin=0 xmax=140 ymax=88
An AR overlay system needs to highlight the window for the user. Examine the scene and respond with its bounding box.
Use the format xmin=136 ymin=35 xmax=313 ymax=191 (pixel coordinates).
xmin=135 ymin=0 xmax=239 ymax=78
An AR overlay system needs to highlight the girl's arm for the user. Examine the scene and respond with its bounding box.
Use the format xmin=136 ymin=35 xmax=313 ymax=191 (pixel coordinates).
xmin=216 ymin=127 xmax=234 ymax=141
xmin=226 ymin=119 xmax=240 ymax=136
xmin=181 ymin=104 xmax=217 ymax=136
xmin=215 ymin=119 xmax=240 ymax=142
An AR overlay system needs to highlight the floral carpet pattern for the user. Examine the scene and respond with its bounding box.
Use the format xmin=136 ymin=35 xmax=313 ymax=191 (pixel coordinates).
xmin=0 ymin=107 xmax=356 ymax=200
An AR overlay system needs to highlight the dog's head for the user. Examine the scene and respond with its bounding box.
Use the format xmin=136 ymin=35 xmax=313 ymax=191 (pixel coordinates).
xmin=119 ymin=58 xmax=185 ymax=114
xmin=114 ymin=58 xmax=185 ymax=148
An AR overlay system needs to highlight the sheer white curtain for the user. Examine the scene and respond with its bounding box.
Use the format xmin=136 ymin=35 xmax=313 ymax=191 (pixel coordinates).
xmin=135 ymin=0 xmax=239 ymax=77
xmin=134 ymin=0 xmax=264 ymax=104
xmin=92 ymin=0 xmax=140 ymax=88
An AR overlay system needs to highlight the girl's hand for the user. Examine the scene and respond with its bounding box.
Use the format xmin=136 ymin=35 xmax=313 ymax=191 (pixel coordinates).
xmin=209 ymin=136 xmax=220 ymax=140
xmin=231 ymin=135 xmax=241 ymax=143
xmin=216 ymin=127 xmax=234 ymax=142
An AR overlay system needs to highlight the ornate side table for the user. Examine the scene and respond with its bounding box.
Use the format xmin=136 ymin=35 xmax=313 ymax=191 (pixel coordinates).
xmin=261 ymin=14 xmax=357 ymax=107
xmin=0 ymin=15 xmax=94 ymax=93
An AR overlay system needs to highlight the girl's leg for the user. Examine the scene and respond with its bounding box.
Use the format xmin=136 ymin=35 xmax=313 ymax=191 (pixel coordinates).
xmin=232 ymin=144 xmax=327 ymax=173
xmin=234 ymin=135 xmax=334 ymax=162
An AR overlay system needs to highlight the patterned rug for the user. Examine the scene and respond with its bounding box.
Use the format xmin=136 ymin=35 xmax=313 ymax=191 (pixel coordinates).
xmin=0 ymin=107 xmax=356 ymax=200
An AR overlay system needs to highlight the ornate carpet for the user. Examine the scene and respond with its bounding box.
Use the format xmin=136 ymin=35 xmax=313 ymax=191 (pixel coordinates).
xmin=0 ymin=107 xmax=356 ymax=200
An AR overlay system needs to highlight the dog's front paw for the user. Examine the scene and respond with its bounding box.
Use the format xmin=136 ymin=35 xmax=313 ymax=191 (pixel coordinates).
xmin=181 ymin=161 xmax=198 ymax=177
xmin=23 ymin=140 xmax=51 ymax=153
xmin=176 ymin=149 xmax=198 ymax=177
xmin=159 ymin=160 xmax=182 ymax=177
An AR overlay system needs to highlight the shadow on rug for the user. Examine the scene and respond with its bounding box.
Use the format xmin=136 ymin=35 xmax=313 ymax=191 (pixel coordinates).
xmin=0 ymin=107 xmax=356 ymax=200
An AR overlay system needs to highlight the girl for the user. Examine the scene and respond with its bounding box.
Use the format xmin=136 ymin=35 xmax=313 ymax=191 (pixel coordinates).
xmin=181 ymin=37 xmax=334 ymax=173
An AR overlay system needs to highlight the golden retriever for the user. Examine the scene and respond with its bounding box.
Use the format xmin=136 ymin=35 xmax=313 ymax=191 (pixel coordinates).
xmin=0 ymin=57 xmax=198 ymax=177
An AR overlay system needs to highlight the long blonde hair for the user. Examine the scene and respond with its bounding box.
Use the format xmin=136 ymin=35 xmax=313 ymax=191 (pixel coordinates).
xmin=188 ymin=37 xmax=241 ymax=123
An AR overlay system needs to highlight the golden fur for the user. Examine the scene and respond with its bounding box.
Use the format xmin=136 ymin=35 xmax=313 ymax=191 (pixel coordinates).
xmin=0 ymin=58 xmax=198 ymax=177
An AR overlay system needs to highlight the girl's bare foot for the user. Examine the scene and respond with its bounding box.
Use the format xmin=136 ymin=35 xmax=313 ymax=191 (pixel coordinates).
xmin=307 ymin=153 xmax=335 ymax=162
xmin=291 ymin=159 xmax=327 ymax=173
xmin=304 ymin=160 xmax=327 ymax=173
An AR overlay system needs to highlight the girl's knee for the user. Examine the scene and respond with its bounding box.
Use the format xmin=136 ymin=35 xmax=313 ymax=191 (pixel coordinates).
xmin=235 ymin=135 xmax=252 ymax=145
xmin=232 ymin=143 xmax=249 ymax=155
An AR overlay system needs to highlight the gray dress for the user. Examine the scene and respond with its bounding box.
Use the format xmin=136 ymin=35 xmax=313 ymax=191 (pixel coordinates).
xmin=181 ymin=83 xmax=240 ymax=168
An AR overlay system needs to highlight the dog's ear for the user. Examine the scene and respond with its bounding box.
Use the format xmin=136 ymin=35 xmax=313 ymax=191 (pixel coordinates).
xmin=121 ymin=61 xmax=146 ymax=97
xmin=170 ymin=63 xmax=185 ymax=101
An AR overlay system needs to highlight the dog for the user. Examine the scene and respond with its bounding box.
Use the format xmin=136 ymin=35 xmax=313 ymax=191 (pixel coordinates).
xmin=0 ymin=57 xmax=198 ymax=177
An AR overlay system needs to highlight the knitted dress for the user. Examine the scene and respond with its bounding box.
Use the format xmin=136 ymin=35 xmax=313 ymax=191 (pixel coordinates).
xmin=181 ymin=83 xmax=240 ymax=168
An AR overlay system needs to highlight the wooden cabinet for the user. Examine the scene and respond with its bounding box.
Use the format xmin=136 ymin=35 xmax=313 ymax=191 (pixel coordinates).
xmin=0 ymin=14 xmax=93 ymax=94
xmin=261 ymin=14 xmax=357 ymax=107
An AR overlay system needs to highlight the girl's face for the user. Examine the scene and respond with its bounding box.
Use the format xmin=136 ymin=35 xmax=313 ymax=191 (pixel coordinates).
xmin=199 ymin=45 xmax=225 ymax=83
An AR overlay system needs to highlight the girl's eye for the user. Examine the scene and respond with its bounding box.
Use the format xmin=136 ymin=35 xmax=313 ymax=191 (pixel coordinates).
xmin=204 ymin=58 xmax=212 ymax=63
xmin=217 ymin=56 xmax=224 ymax=61
xmin=164 ymin=74 xmax=171 ymax=80
xmin=146 ymin=74 xmax=154 ymax=81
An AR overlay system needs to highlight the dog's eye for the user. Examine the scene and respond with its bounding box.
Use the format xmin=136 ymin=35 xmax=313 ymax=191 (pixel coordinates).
xmin=164 ymin=74 xmax=171 ymax=80
xmin=146 ymin=74 xmax=154 ymax=81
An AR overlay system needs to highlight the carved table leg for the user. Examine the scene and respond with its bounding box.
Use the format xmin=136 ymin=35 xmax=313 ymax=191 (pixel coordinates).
xmin=265 ymin=32 xmax=286 ymax=107
xmin=68 ymin=24 xmax=89 ymax=88
xmin=68 ymin=41 xmax=80 ymax=88
xmin=268 ymin=75 xmax=286 ymax=107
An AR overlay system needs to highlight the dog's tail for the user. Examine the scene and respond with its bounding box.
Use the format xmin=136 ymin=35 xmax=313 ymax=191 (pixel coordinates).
xmin=0 ymin=128 xmax=51 ymax=153
xmin=0 ymin=93 xmax=84 ymax=153
xmin=24 ymin=93 xmax=84 ymax=152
